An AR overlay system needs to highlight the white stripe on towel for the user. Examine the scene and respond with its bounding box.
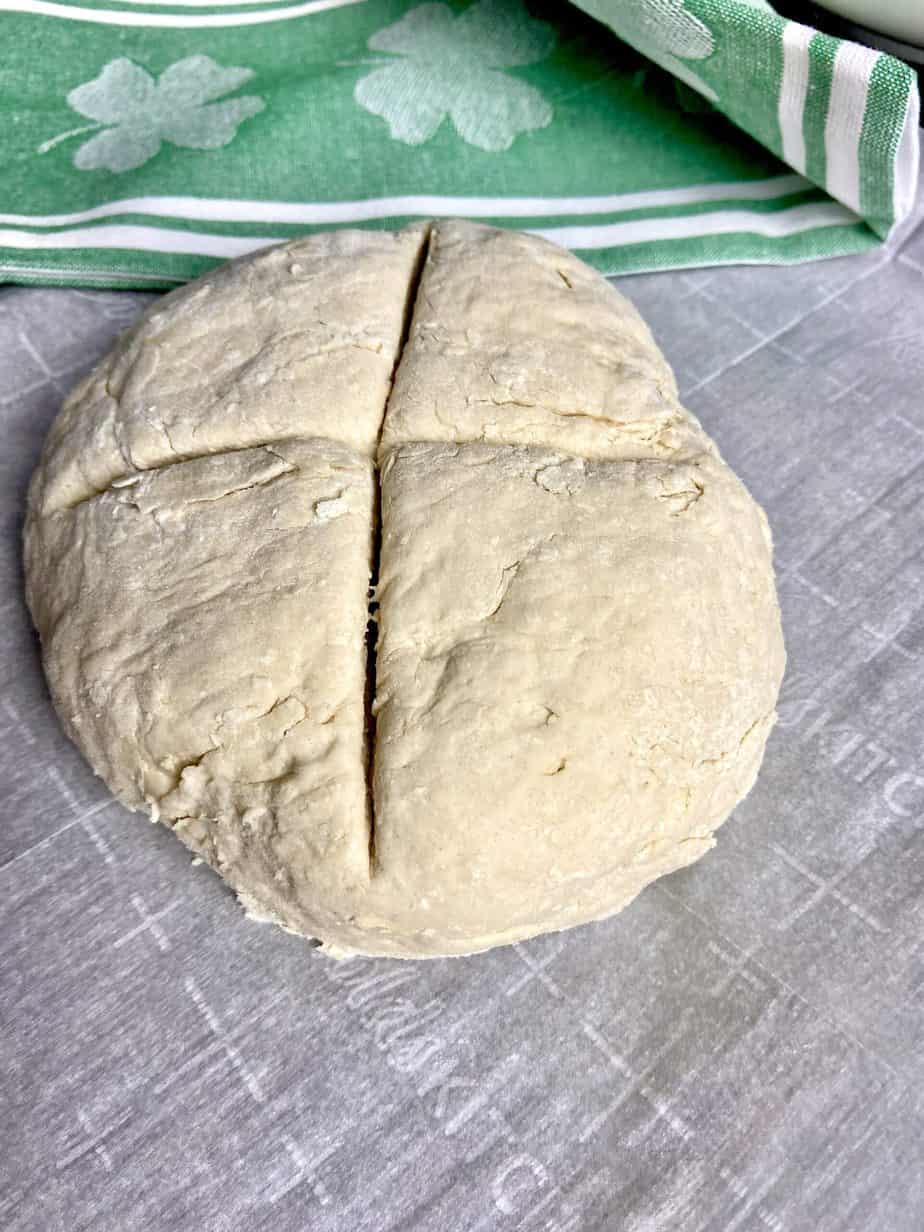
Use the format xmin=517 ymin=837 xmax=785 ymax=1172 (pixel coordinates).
xmin=0 ymin=202 xmax=859 ymax=261
xmin=825 ymin=40 xmax=877 ymax=216
xmin=779 ymin=23 xmax=813 ymax=174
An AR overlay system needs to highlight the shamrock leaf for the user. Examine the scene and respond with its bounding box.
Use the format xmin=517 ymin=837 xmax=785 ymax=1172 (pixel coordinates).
xmin=41 ymin=56 xmax=264 ymax=173
xmin=583 ymin=0 xmax=719 ymax=102
xmin=355 ymin=0 xmax=557 ymax=152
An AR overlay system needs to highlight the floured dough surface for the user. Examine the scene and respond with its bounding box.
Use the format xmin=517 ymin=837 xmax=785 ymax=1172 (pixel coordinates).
xmin=32 ymin=225 xmax=428 ymax=516
xmin=379 ymin=220 xmax=705 ymax=463
xmin=25 ymin=440 xmax=376 ymax=937
xmin=25 ymin=221 xmax=785 ymax=958
xmin=371 ymin=443 xmax=780 ymax=948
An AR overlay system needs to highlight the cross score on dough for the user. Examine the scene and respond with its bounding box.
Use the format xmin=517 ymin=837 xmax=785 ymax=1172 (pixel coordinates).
xmin=24 ymin=221 xmax=785 ymax=958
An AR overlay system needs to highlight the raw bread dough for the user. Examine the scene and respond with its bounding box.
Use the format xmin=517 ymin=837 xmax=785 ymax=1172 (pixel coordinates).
xmin=25 ymin=221 xmax=785 ymax=958
xmin=26 ymin=441 xmax=376 ymax=942
xmin=31 ymin=225 xmax=428 ymax=516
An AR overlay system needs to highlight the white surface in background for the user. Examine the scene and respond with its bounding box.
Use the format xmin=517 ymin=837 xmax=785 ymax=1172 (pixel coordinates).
xmin=815 ymin=0 xmax=924 ymax=44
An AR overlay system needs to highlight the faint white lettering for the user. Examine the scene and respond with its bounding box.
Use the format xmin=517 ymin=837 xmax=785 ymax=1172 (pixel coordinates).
xmin=883 ymin=771 xmax=924 ymax=817
xmin=491 ymin=1153 xmax=549 ymax=1215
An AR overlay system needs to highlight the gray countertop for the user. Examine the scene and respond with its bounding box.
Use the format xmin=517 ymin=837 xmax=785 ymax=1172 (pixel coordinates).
xmin=2 ymin=202 xmax=924 ymax=1231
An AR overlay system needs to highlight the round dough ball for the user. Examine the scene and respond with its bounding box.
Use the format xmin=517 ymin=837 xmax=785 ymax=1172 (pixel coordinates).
xmin=25 ymin=221 xmax=785 ymax=958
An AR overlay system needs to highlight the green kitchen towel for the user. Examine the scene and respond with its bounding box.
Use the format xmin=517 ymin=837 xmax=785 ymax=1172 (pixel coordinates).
xmin=0 ymin=0 xmax=918 ymax=287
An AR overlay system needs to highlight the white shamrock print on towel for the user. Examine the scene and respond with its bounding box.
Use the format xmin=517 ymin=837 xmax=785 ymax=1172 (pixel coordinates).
xmin=354 ymin=0 xmax=557 ymax=152
xmin=608 ymin=0 xmax=719 ymax=102
xmin=40 ymin=56 xmax=264 ymax=173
